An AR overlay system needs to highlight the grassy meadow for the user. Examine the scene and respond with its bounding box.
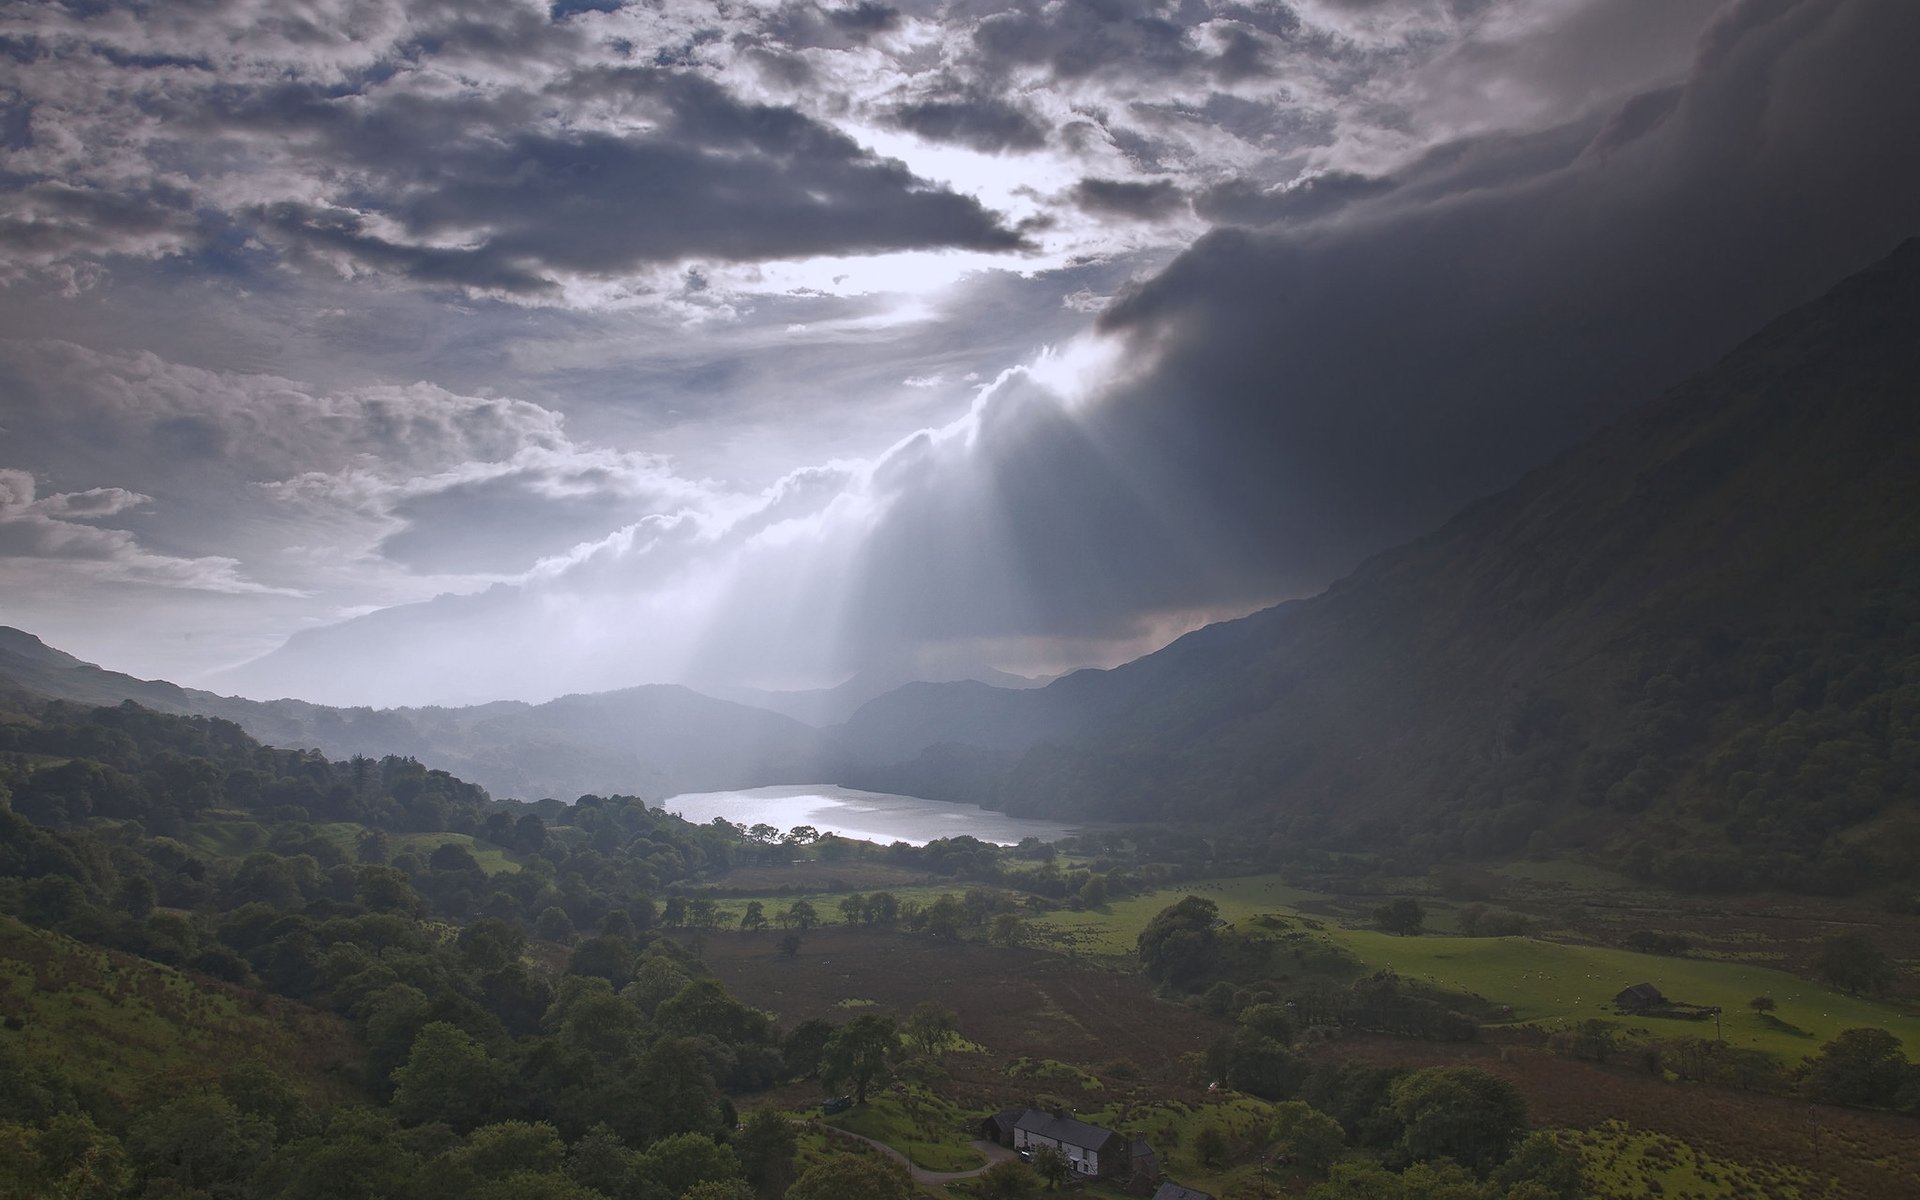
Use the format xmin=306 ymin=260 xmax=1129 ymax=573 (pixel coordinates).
xmin=1021 ymin=873 xmax=1920 ymax=1061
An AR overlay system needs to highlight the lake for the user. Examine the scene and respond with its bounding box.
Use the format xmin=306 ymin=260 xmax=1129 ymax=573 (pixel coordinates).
xmin=660 ymin=783 xmax=1077 ymax=846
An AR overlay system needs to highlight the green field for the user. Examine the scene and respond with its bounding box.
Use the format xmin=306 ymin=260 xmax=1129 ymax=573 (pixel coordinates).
xmin=1033 ymin=874 xmax=1330 ymax=955
xmin=1332 ymin=928 xmax=1920 ymax=1060
xmin=1026 ymin=875 xmax=1920 ymax=1061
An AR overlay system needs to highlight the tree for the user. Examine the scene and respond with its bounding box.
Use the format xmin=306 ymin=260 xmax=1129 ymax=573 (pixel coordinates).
xmin=4 ymin=1112 xmax=130 ymax=1200
xmin=1813 ymin=933 xmax=1894 ymax=996
xmin=1488 ymin=1131 xmax=1588 ymax=1200
xmin=1030 ymin=1144 xmax=1071 ymax=1191
xmin=1207 ymin=1025 xmax=1304 ymax=1099
xmin=740 ymin=900 xmax=767 ymax=933
xmin=989 ymin=912 xmax=1029 ymax=947
xmin=782 ymin=1018 xmax=837 ymax=1080
xmin=733 ymin=1109 xmax=798 ymax=1199
xmin=785 ymin=1153 xmax=913 ymax=1200
xmin=781 ymin=899 xmax=818 ymax=930
xmin=820 ymin=1014 xmax=898 ymax=1105
xmin=1747 ymin=995 xmax=1776 ymax=1015
xmin=1388 ymin=1066 xmax=1528 ymax=1175
xmin=779 ymin=931 xmax=803 ymax=958
xmin=535 ymin=905 xmax=577 ymax=943
xmin=634 ymin=1132 xmax=738 ymax=1200
xmin=125 ymin=1094 xmax=273 ymax=1195
xmin=456 ymin=1121 xmax=566 ymax=1179
xmin=389 ymin=1022 xmax=503 ymax=1132
xmin=1302 ymin=1160 xmax=1406 ymax=1200
xmin=1373 ymin=898 xmax=1425 ymax=936
xmin=1802 ymin=1027 xmax=1909 ymax=1107
xmin=564 ymin=1124 xmax=632 ymax=1198
xmin=904 ymin=1000 xmax=959 ymax=1057
xmin=566 ymin=936 xmax=636 ymax=990
xmin=118 ymin=875 xmax=157 ymax=920
xmin=922 ymin=893 xmax=966 ymax=941
xmin=977 ymin=1158 xmax=1041 ymax=1200
xmin=1136 ymin=895 xmax=1222 ymax=986
xmin=1271 ymin=1100 xmax=1345 ymax=1174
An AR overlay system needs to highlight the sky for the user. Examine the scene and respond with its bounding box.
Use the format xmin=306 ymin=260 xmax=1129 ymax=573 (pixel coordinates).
xmin=1 ymin=0 xmax=1916 ymax=707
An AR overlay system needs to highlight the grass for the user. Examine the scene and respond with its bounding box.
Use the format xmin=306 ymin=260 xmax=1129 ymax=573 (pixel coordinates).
xmin=1028 ymin=873 xmax=1920 ymax=1062
xmin=1565 ymin=1119 xmax=1824 ymax=1200
xmin=1033 ymin=874 xmax=1327 ymax=955
xmin=1073 ymin=1094 xmax=1281 ymax=1198
xmin=826 ymin=1091 xmax=985 ymax=1172
xmin=1330 ymin=928 xmax=1920 ymax=1061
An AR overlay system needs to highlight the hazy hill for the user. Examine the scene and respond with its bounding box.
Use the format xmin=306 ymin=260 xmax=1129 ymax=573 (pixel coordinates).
xmin=698 ymin=662 xmax=1046 ymax=727
xmin=836 ymin=238 xmax=1920 ymax=891
xmin=0 ymin=630 xmax=830 ymax=802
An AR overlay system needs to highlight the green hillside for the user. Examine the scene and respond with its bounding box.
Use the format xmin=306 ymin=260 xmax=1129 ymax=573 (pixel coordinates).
xmin=0 ymin=915 xmax=361 ymax=1113
xmin=845 ymin=239 xmax=1920 ymax=895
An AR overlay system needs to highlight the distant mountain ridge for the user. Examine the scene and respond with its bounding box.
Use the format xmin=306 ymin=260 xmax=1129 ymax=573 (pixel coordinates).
xmin=696 ymin=662 xmax=1047 ymax=727
xmin=0 ymin=629 xmax=833 ymax=803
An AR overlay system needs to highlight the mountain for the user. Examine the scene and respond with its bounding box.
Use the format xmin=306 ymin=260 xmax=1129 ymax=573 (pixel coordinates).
xmin=834 ymin=238 xmax=1920 ymax=891
xmin=0 ymin=630 xmax=830 ymax=802
xmin=698 ymin=662 xmax=1046 ymax=727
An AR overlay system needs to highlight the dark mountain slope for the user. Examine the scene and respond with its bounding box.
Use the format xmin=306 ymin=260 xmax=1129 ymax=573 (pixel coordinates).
xmin=0 ymin=630 xmax=829 ymax=802
xmin=840 ymin=238 xmax=1920 ymax=890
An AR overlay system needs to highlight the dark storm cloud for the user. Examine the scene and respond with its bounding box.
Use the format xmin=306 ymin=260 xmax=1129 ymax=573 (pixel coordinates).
xmin=827 ymin=0 xmax=1920 ymax=651
xmin=231 ymin=70 xmax=1029 ymax=286
xmin=6 ymin=7 xmax=1032 ymax=291
xmin=376 ymin=468 xmax=674 ymax=575
xmin=885 ymin=87 xmax=1049 ymax=152
xmin=1070 ymin=176 xmax=1186 ymax=221
xmin=760 ymin=1 xmax=902 ymax=50
xmin=0 ymin=183 xmax=197 ymax=258
xmin=1193 ymin=171 xmax=1395 ymax=226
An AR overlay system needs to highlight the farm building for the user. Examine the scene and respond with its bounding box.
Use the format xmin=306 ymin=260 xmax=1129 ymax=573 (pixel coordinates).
xmin=1614 ymin=982 xmax=1666 ymax=1012
xmin=1152 ymin=1184 xmax=1215 ymax=1200
xmin=1014 ymin=1110 xmax=1127 ymax=1178
xmin=981 ymin=1107 xmax=1161 ymax=1183
xmin=981 ymin=1108 xmax=1024 ymax=1146
xmin=1129 ymin=1135 xmax=1160 ymax=1183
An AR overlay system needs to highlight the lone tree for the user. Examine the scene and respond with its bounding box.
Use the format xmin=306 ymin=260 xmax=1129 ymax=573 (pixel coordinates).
xmin=819 ymin=1014 xmax=897 ymax=1105
xmin=1373 ymin=898 xmax=1425 ymax=936
xmin=904 ymin=1000 xmax=959 ymax=1057
xmin=1748 ymin=995 xmax=1776 ymax=1015
xmin=1136 ymin=895 xmax=1222 ymax=986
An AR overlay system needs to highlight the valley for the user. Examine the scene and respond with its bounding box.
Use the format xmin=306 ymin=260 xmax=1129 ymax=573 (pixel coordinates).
xmin=2 ymin=240 xmax=1917 ymax=1200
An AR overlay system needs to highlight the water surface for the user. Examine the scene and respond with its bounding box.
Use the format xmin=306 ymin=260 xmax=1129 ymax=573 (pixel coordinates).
xmin=661 ymin=783 xmax=1075 ymax=846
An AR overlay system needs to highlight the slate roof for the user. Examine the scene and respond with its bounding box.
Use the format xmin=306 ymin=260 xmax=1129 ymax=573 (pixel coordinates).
xmin=987 ymin=1108 xmax=1023 ymax=1137
xmin=1013 ymin=1110 xmax=1123 ymax=1152
xmin=1152 ymin=1184 xmax=1215 ymax=1200
xmin=1615 ymin=982 xmax=1665 ymax=1008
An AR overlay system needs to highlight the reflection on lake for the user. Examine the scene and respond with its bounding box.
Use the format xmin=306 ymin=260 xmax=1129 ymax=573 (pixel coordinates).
xmin=660 ymin=783 xmax=1076 ymax=847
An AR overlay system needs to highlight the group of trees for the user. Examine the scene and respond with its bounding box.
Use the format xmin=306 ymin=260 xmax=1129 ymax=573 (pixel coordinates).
xmin=0 ymin=698 xmax=944 ymax=1199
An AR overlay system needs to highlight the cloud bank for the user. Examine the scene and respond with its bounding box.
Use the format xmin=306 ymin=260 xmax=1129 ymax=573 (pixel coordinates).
xmin=3 ymin=0 xmax=1913 ymax=705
